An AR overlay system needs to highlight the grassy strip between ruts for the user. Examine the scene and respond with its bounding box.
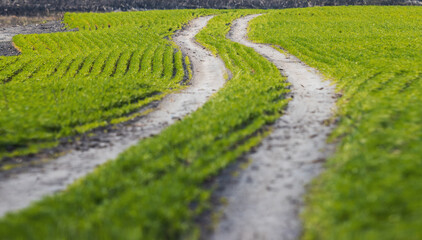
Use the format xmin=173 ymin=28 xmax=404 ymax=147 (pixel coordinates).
xmin=0 ymin=10 xmax=290 ymax=239
xmin=0 ymin=10 xmax=214 ymax=159
xmin=249 ymin=6 xmax=422 ymax=240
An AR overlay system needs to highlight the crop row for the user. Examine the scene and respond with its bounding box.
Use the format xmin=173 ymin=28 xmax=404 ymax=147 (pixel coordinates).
xmin=0 ymin=9 xmax=293 ymax=239
xmin=0 ymin=10 xmax=211 ymax=159
xmin=63 ymin=10 xmax=202 ymax=32
xmin=249 ymin=6 xmax=422 ymax=240
xmin=1 ymin=6 xmax=419 ymax=240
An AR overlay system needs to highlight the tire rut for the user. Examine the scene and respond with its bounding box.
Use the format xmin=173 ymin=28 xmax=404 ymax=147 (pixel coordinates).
xmin=208 ymin=14 xmax=337 ymax=240
xmin=0 ymin=16 xmax=227 ymax=217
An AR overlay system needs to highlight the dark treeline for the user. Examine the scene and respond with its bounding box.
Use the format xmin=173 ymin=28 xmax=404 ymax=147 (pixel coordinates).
xmin=0 ymin=0 xmax=419 ymax=16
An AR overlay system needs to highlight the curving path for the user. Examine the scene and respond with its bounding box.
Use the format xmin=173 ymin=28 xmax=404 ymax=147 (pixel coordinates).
xmin=209 ymin=15 xmax=337 ymax=240
xmin=0 ymin=16 xmax=228 ymax=217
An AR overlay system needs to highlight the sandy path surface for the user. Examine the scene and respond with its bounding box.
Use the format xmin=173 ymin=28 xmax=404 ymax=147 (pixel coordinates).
xmin=0 ymin=16 xmax=227 ymax=217
xmin=209 ymin=15 xmax=337 ymax=240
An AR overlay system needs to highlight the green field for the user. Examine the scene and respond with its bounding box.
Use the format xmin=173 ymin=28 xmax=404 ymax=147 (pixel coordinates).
xmin=0 ymin=6 xmax=421 ymax=240
xmin=249 ymin=6 xmax=422 ymax=240
xmin=0 ymin=9 xmax=291 ymax=239
xmin=0 ymin=10 xmax=211 ymax=159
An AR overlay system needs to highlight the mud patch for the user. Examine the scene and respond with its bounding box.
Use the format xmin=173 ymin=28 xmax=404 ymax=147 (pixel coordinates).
xmin=206 ymin=15 xmax=338 ymax=240
xmin=0 ymin=16 xmax=228 ymax=217
xmin=0 ymin=42 xmax=19 ymax=56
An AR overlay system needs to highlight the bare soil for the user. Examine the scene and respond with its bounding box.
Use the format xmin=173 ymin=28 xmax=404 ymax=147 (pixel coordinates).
xmin=0 ymin=15 xmax=62 ymax=27
xmin=0 ymin=20 xmax=75 ymax=56
xmin=1 ymin=0 xmax=415 ymax=16
xmin=0 ymin=16 xmax=228 ymax=217
xmin=206 ymin=15 xmax=338 ymax=240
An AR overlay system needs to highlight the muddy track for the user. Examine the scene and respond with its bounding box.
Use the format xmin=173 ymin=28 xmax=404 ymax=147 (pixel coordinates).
xmin=208 ymin=15 xmax=337 ymax=240
xmin=0 ymin=16 xmax=227 ymax=217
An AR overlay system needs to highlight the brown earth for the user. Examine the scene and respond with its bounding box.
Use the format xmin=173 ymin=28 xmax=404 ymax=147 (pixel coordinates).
xmin=0 ymin=15 xmax=62 ymax=27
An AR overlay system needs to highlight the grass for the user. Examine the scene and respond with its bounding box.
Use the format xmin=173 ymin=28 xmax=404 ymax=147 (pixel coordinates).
xmin=2 ymin=6 xmax=420 ymax=239
xmin=249 ymin=6 xmax=422 ymax=239
xmin=0 ymin=10 xmax=212 ymax=159
xmin=0 ymin=9 xmax=292 ymax=239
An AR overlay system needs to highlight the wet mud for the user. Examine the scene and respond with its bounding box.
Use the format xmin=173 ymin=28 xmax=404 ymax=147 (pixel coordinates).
xmin=207 ymin=15 xmax=338 ymax=240
xmin=0 ymin=16 xmax=228 ymax=217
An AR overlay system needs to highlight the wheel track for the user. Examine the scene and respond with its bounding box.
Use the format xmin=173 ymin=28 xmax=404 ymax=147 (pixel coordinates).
xmin=0 ymin=15 xmax=227 ymax=217
xmin=208 ymin=14 xmax=337 ymax=240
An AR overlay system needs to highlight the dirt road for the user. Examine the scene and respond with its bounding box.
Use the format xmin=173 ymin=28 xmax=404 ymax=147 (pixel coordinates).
xmin=208 ymin=15 xmax=337 ymax=240
xmin=0 ymin=16 xmax=228 ymax=217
